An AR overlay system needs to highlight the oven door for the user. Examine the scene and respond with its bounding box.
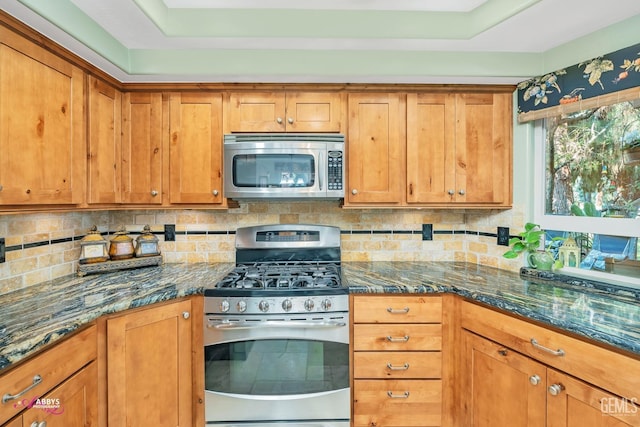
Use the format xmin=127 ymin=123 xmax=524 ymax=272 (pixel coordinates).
xmin=204 ymin=314 xmax=350 ymax=427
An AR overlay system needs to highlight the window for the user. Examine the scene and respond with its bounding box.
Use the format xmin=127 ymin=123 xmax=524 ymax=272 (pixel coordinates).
xmin=533 ymin=99 xmax=640 ymax=284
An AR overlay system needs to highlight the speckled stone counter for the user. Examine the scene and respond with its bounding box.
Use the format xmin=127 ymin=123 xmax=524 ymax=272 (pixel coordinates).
xmin=1 ymin=261 xmax=639 ymax=374
xmin=344 ymin=261 xmax=640 ymax=355
xmin=0 ymin=263 xmax=234 ymax=371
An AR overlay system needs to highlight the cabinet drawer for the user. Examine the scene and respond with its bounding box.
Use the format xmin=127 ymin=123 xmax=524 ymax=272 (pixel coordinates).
xmin=354 ymin=324 xmax=442 ymax=351
xmin=461 ymin=301 xmax=640 ymax=401
xmin=0 ymin=325 xmax=96 ymax=425
xmin=353 ymin=379 xmax=442 ymax=427
xmin=354 ymin=352 xmax=442 ymax=379
xmin=353 ymin=295 xmax=442 ymax=323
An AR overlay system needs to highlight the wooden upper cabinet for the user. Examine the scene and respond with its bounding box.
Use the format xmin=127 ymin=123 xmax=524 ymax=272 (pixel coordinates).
xmin=0 ymin=28 xmax=85 ymax=206
xmin=346 ymin=93 xmax=404 ymax=205
xmin=121 ymin=92 xmax=163 ymax=204
xmin=169 ymin=92 xmax=224 ymax=204
xmin=228 ymin=92 xmax=342 ymax=132
xmin=406 ymin=93 xmax=456 ymax=203
xmin=87 ymin=76 xmax=122 ymax=204
xmin=455 ymin=93 xmax=511 ymax=205
xmin=406 ymin=92 xmax=512 ymax=207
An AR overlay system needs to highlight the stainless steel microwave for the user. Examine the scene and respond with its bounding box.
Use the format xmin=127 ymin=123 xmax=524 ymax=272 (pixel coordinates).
xmin=223 ymin=133 xmax=345 ymax=199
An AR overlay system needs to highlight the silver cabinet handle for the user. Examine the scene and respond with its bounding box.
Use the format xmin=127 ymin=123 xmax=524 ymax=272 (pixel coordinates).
xmin=386 ymin=307 xmax=410 ymax=314
xmin=3 ymin=374 xmax=43 ymax=403
xmin=548 ymin=383 xmax=564 ymax=396
xmin=351 ymin=188 xmax=358 ymax=195
xmin=212 ymin=190 xmax=219 ymax=196
xmin=448 ymin=189 xmax=455 ymax=195
xmin=386 ymin=335 xmax=409 ymax=343
xmin=287 ymin=117 xmax=294 ymax=124
xmin=386 ymin=362 xmax=410 ymax=371
xmin=150 ymin=190 xmax=158 ymax=197
xmin=182 ymin=311 xmax=190 ymax=319
xmin=387 ymin=391 xmax=410 ymax=399
xmin=529 ymin=375 xmax=541 ymax=386
xmin=276 ymin=117 xmax=283 ymax=124
xmin=458 ymin=189 xmax=465 ymax=195
xmin=530 ymin=338 xmax=565 ymax=356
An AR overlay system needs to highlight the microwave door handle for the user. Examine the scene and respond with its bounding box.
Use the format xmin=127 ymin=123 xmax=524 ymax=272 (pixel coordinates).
xmin=318 ymin=151 xmax=324 ymax=191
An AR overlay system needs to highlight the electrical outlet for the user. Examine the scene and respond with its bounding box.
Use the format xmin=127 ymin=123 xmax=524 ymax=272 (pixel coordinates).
xmin=497 ymin=227 xmax=510 ymax=246
xmin=0 ymin=237 xmax=5 ymax=263
xmin=422 ymin=224 xmax=433 ymax=241
xmin=164 ymin=224 xmax=176 ymax=242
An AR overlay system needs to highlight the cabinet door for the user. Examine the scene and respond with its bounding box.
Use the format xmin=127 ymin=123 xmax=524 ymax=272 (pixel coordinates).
xmin=547 ymin=369 xmax=640 ymax=427
xmin=346 ymin=93 xmax=404 ymax=204
xmin=21 ymin=362 xmax=97 ymax=427
xmin=285 ymin=92 xmax=342 ymax=132
xmin=169 ymin=92 xmax=224 ymax=204
xmin=406 ymin=93 xmax=456 ymax=203
xmin=107 ymin=299 xmax=193 ymax=427
xmin=454 ymin=93 xmax=511 ymax=204
xmin=228 ymin=92 xmax=286 ymax=132
xmin=0 ymin=30 xmax=85 ymax=205
xmin=87 ymin=76 xmax=122 ymax=204
xmin=121 ymin=92 xmax=163 ymax=204
xmin=461 ymin=331 xmax=546 ymax=427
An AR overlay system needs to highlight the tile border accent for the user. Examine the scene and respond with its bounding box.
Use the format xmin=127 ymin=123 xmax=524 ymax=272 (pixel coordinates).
xmin=5 ymin=227 xmax=500 ymax=252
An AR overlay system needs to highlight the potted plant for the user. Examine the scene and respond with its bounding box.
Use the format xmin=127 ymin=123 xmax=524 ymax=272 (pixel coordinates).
xmin=502 ymin=222 xmax=564 ymax=270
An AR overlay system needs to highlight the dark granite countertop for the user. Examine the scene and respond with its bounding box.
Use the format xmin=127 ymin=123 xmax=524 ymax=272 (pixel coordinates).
xmin=1 ymin=261 xmax=638 ymax=373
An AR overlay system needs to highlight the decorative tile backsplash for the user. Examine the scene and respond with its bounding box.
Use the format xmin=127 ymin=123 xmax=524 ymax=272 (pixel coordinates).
xmin=0 ymin=202 xmax=525 ymax=293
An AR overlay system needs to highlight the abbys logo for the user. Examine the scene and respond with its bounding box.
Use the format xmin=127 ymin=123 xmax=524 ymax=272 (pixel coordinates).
xmin=13 ymin=396 xmax=64 ymax=415
xmin=600 ymin=397 xmax=638 ymax=416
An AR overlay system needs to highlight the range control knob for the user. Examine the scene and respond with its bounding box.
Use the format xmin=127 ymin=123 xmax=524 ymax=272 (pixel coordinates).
xmin=321 ymin=299 xmax=332 ymax=311
xmin=282 ymin=299 xmax=293 ymax=312
xmin=236 ymin=300 xmax=247 ymax=313
xmin=219 ymin=300 xmax=230 ymax=313
xmin=304 ymin=299 xmax=315 ymax=311
xmin=258 ymin=300 xmax=270 ymax=312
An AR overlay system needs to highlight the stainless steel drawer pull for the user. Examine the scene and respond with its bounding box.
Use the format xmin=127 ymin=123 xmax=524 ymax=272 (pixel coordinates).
xmin=386 ymin=307 xmax=410 ymax=314
xmin=530 ymin=338 xmax=565 ymax=356
xmin=386 ymin=362 xmax=410 ymax=371
xmin=386 ymin=335 xmax=410 ymax=343
xmin=387 ymin=391 xmax=410 ymax=399
xmin=2 ymin=374 xmax=43 ymax=404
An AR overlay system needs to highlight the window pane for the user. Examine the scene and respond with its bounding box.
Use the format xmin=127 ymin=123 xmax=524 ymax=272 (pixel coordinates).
xmin=545 ymin=100 xmax=640 ymax=219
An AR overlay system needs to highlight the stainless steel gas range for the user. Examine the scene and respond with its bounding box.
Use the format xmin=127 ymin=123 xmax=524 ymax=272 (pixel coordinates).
xmin=203 ymin=224 xmax=350 ymax=427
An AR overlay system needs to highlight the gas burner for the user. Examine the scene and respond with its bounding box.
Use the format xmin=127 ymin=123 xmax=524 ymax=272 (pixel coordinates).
xmin=216 ymin=261 xmax=342 ymax=291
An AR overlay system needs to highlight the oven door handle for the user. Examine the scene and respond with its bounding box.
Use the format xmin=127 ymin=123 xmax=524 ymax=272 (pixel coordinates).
xmin=208 ymin=320 xmax=347 ymax=330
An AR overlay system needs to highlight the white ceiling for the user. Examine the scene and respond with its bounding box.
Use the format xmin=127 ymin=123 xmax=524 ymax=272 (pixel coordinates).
xmin=3 ymin=0 xmax=640 ymax=84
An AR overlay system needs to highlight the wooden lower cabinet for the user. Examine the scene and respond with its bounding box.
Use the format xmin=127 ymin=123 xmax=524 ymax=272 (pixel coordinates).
xmin=352 ymin=295 xmax=444 ymax=427
xmin=461 ymin=302 xmax=640 ymax=427
xmin=546 ymin=369 xmax=639 ymax=427
xmin=19 ymin=362 xmax=97 ymax=427
xmin=0 ymin=326 xmax=97 ymax=427
xmin=354 ymin=379 xmax=442 ymax=427
xmin=104 ymin=298 xmax=202 ymax=427
xmin=462 ymin=330 xmax=546 ymax=427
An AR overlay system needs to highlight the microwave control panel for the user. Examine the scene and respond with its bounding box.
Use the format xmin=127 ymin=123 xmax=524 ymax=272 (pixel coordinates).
xmin=327 ymin=151 xmax=343 ymax=191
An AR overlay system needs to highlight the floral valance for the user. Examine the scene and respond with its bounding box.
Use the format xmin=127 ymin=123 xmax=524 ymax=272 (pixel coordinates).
xmin=517 ymin=42 xmax=640 ymax=122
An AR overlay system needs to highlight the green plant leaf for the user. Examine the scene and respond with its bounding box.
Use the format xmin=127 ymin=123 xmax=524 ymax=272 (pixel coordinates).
xmin=503 ymin=250 xmax=519 ymax=259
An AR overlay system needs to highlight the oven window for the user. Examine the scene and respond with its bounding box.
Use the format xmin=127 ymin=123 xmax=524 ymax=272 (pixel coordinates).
xmin=232 ymin=154 xmax=316 ymax=188
xmin=205 ymin=339 xmax=348 ymax=395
